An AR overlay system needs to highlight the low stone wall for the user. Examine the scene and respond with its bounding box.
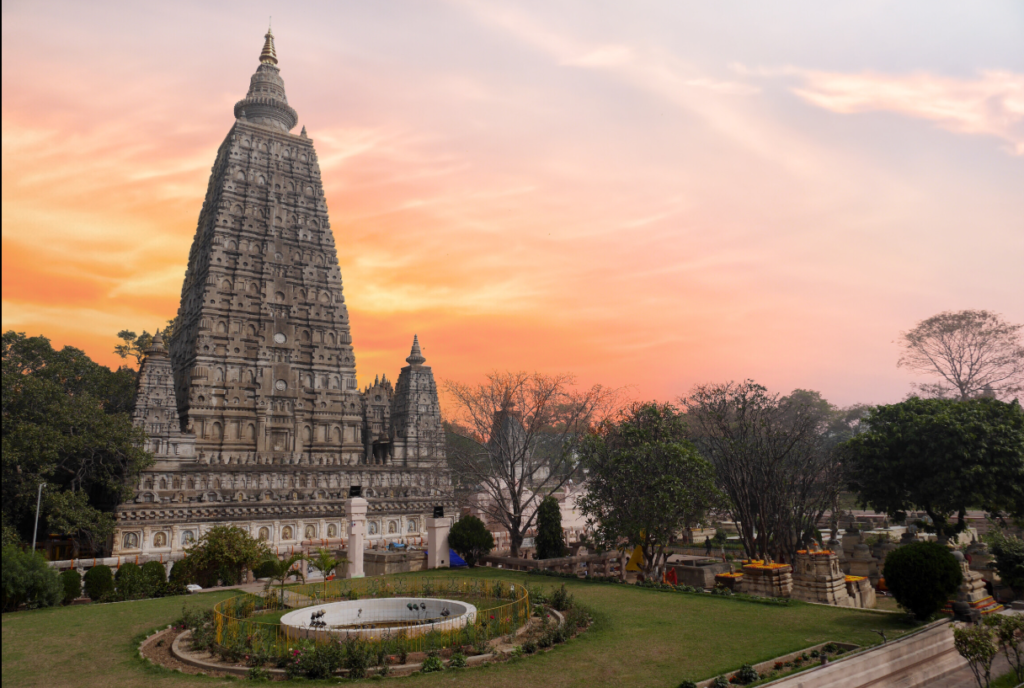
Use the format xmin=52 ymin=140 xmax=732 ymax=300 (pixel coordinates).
xmin=673 ymin=561 xmax=730 ymax=588
xmin=362 ymin=550 xmax=426 ymax=577
xmin=479 ymin=551 xmax=622 ymax=576
xmin=760 ymin=619 xmax=965 ymax=688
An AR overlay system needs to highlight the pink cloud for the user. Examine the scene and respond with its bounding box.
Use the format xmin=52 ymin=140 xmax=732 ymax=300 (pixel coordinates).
xmin=791 ymin=70 xmax=1024 ymax=155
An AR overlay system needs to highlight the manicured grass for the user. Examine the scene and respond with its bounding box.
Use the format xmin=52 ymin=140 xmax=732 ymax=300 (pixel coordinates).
xmin=991 ymin=669 xmax=1024 ymax=688
xmin=2 ymin=568 xmax=918 ymax=688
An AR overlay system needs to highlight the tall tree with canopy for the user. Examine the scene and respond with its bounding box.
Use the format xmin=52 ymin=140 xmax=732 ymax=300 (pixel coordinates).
xmin=576 ymin=402 xmax=727 ymax=579
xmin=683 ymin=382 xmax=846 ymax=564
xmin=898 ymin=310 xmax=1024 ymax=400
xmin=444 ymin=371 xmax=617 ymax=558
xmin=844 ymin=397 xmax=1024 ymax=538
xmin=2 ymin=331 xmax=148 ymax=552
xmin=182 ymin=525 xmax=271 ymax=587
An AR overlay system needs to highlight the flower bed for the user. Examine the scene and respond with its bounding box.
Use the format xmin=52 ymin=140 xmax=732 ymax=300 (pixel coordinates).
xmin=161 ymin=579 xmax=593 ymax=680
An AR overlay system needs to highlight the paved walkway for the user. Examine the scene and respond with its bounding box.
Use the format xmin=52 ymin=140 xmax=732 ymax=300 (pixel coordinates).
xmin=925 ymin=652 xmax=1014 ymax=688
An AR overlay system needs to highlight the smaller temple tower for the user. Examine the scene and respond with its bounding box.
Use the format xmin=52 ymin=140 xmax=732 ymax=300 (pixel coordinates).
xmin=362 ymin=375 xmax=393 ymax=463
xmin=390 ymin=336 xmax=445 ymax=467
xmin=131 ymin=332 xmax=195 ymax=471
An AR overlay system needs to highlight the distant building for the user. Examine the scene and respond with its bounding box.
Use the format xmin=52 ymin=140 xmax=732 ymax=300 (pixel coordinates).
xmin=113 ymin=30 xmax=455 ymax=556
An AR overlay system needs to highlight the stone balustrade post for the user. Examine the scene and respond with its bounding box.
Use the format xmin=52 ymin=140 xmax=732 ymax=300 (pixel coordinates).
xmin=426 ymin=517 xmax=451 ymax=569
xmin=346 ymin=497 xmax=367 ymax=579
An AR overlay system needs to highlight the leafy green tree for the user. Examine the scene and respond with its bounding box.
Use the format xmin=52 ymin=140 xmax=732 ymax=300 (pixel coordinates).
xmin=1 ymin=545 xmax=62 ymax=612
xmin=535 ymin=496 xmax=567 ymax=560
xmin=1 ymin=515 xmax=19 ymax=548
xmin=182 ymin=525 xmax=270 ymax=587
xmin=985 ymin=530 xmax=1024 ymax=598
xmin=59 ymin=568 xmax=81 ymax=605
xmin=262 ymin=553 xmax=306 ymax=605
xmin=953 ymin=624 xmax=998 ymax=688
xmin=844 ymin=398 xmax=1024 ymax=538
xmin=448 ymin=515 xmax=494 ymax=567
xmin=113 ymin=330 xmax=153 ymax=366
xmin=985 ymin=614 xmax=1024 ymax=684
xmin=883 ymin=541 xmax=962 ymax=620
xmin=577 ymin=402 xmax=727 ymax=578
xmin=2 ymin=331 xmax=150 ymax=551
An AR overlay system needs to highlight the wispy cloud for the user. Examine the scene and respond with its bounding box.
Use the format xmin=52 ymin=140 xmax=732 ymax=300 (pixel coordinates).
xmin=768 ymin=68 xmax=1024 ymax=155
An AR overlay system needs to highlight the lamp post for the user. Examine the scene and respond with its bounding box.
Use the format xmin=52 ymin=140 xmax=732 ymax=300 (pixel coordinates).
xmin=31 ymin=482 xmax=46 ymax=553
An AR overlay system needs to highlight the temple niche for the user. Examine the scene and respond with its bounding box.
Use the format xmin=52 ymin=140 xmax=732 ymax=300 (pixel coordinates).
xmin=112 ymin=29 xmax=454 ymax=556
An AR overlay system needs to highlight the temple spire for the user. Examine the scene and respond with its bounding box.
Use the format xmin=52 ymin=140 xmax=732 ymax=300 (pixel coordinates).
xmin=259 ymin=26 xmax=278 ymax=65
xmin=406 ymin=335 xmax=426 ymax=365
xmin=234 ymin=27 xmax=298 ymax=131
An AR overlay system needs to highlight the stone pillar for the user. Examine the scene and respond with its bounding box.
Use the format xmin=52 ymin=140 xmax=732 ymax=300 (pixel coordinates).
xmin=426 ymin=517 xmax=451 ymax=569
xmin=346 ymin=497 xmax=367 ymax=579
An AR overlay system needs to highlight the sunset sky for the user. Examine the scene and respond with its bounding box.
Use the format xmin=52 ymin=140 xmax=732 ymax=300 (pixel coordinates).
xmin=3 ymin=1 xmax=1022 ymax=409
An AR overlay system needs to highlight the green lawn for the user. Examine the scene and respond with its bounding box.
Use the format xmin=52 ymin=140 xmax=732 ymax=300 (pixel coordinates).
xmin=2 ymin=568 xmax=918 ymax=688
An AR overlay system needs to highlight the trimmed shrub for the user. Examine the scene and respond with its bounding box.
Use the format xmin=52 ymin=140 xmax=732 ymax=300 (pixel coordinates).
xmin=83 ymin=564 xmax=114 ymax=600
xmin=115 ymin=562 xmax=147 ymax=598
xmin=883 ymin=541 xmax=961 ymax=620
xmin=1 ymin=546 xmax=63 ymax=612
xmin=253 ymin=558 xmax=279 ymax=580
xmin=448 ymin=515 xmax=494 ymax=568
xmin=60 ymin=569 xmax=82 ymax=604
xmin=169 ymin=559 xmax=190 ymax=584
xmin=141 ymin=560 xmax=167 ymax=589
xmin=736 ymin=664 xmax=759 ymax=684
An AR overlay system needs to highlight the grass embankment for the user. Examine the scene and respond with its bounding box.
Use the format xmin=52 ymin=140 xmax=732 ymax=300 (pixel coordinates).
xmin=2 ymin=568 xmax=917 ymax=688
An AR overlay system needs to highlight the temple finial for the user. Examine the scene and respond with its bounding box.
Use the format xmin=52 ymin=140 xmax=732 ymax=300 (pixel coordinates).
xmin=406 ymin=334 xmax=426 ymax=365
xmin=260 ymin=27 xmax=278 ymax=65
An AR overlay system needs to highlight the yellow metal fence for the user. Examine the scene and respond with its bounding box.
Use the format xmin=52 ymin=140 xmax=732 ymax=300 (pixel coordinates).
xmin=212 ymin=577 xmax=530 ymax=657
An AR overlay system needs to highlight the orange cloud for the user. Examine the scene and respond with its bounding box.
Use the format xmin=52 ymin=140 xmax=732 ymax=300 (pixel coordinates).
xmin=3 ymin=3 xmax=1022 ymax=408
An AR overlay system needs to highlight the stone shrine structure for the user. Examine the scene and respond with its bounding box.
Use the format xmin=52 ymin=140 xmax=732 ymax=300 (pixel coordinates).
xmin=112 ymin=30 xmax=455 ymax=557
xmin=790 ymin=550 xmax=854 ymax=607
xmin=950 ymin=551 xmax=1003 ymax=617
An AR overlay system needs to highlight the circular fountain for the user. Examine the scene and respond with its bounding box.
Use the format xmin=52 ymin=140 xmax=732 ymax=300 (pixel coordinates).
xmin=280 ymin=597 xmax=478 ymax=641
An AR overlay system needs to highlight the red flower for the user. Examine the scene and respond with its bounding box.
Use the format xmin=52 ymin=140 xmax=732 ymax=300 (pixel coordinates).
xmin=490 ymin=615 xmax=494 ymax=619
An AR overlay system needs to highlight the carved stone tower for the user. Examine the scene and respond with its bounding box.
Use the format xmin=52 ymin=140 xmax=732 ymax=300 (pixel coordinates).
xmin=113 ymin=30 xmax=455 ymax=557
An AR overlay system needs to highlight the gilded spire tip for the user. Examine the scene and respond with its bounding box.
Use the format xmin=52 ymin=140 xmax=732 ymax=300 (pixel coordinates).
xmin=259 ymin=26 xmax=278 ymax=65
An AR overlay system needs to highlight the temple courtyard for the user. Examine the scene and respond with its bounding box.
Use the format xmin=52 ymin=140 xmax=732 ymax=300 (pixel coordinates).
xmin=2 ymin=568 xmax=917 ymax=688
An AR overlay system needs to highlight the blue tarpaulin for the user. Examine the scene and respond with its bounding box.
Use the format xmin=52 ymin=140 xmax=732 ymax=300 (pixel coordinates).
xmin=424 ymin=549 xmax=468 ymax=567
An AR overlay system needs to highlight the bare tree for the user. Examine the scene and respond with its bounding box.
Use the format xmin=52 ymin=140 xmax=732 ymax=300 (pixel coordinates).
xmin=898 ymin=310 xmax=1024 ymax=400
xmin=683 ymin=381 xmax=845 ymax=564
xmin=444 ymin=372 xmax=618 ymax=558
